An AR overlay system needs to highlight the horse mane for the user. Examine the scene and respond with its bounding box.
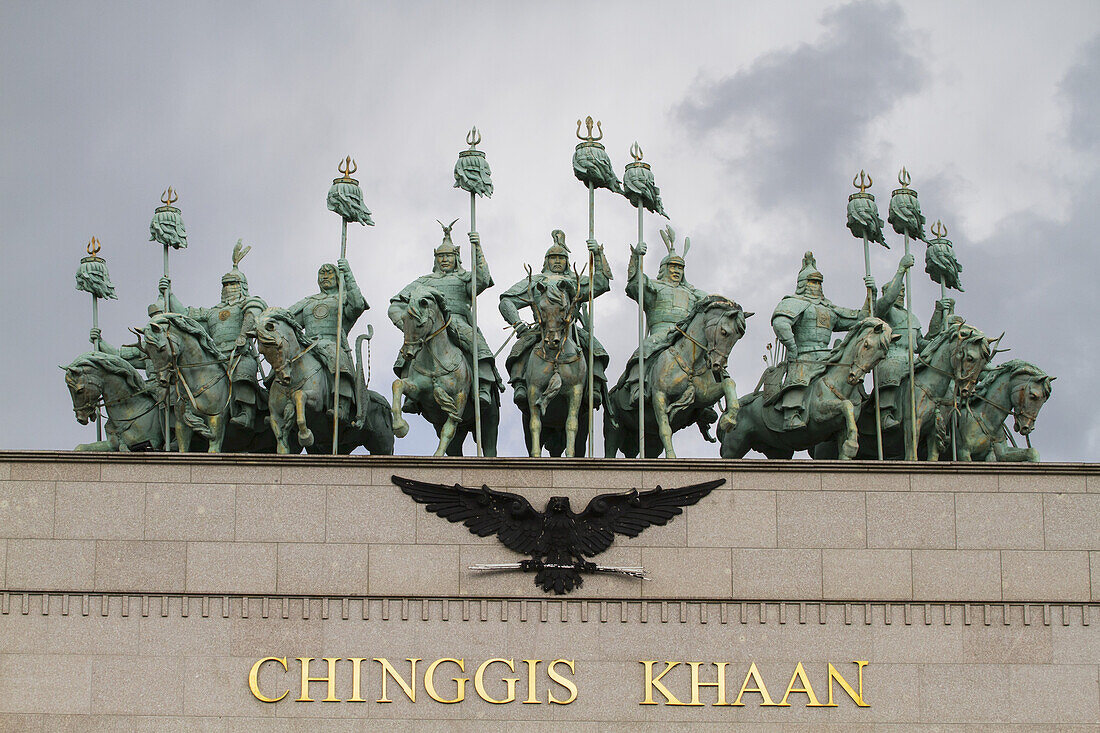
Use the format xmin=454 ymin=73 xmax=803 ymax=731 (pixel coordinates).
xmin=260 ymin=307 xmax=313 ymax=349
xmin=154 ymin=313 xmax=225 ymax=359
xmin=540 ymin=278 xmax=576 ymax=309
xmin=405 ymin=284 xmax=451 ymax=324
xmin=67 ymin=352 xmax=146 ymax=394
xmin=977 ymin=359 xmax=1051 ymax=397
xmin=822 ymin=317 xmax=886 ymax=364
xmin=919 ymin=318 xmax=990 ymax=362
xmin=671 ymin=294 xmax=747 ymax=339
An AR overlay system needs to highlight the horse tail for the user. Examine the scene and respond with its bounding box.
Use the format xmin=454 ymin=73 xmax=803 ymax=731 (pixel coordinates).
xmin=433 ymin=384 xmax=461 ymax=422
xmin=182 ymin=405 xmax=213 ymax=439
xmin=353 ymin=327 xmax=373 ymax=428
xmin=535 ymin=372 xmax=563 ymax=412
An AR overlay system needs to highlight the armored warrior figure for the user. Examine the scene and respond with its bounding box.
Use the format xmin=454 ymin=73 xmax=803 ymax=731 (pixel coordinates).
xmin=287 ymin=257 xmax=367 ymax=424
xmin=388 ymin=225 xmax=505 ymax=443
xmin=498 ymin=230 xmax=613 ymax=409
xmin=160 ymin=242 xmax=267 ymax=429
xmin=770 ymin=251 xmax=868 ymax=430
xmin=868 ymin=252 xmax=953 ymax=429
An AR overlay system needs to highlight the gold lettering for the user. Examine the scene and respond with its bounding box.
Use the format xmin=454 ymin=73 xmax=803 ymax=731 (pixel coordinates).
xmin=777 ymin=662 xmax=824 ymax=706
xmin=687 ymin=661 xmax=729 ymax=706
xmin=732 ymin=662 xmax=778 ymax=706
xmin=347 ymin=658 xmax=367 ymax=703
xmin=547 ymin=659 xmax=578 ymax=705
xmin=424 ymin=658 xmax=467 ymax=704
xmin=248 ymin=657 xmax=289 ymax=703
xmin=375 ymin=658 xmax=420 ymax=703
xmin=474 ymin=658 xmax=518 ymax=704
xmin=640 ymin=661 xmax=684 ymax=705
xmin=824 ymin=661 xmax=870 ymax=707
xmin=523 ymin=659 xmax=541 ymax=704
xmin=296 ymin=657 xmax=340 ymax=702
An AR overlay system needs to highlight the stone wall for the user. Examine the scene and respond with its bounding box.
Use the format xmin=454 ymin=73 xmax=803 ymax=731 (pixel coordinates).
xmin=1 ymin=452 xmax=1097 ymax=728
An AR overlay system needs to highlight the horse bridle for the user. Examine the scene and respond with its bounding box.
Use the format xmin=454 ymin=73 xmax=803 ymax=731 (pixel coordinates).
xmin=156 ymin=321 xmax=234 ymax=418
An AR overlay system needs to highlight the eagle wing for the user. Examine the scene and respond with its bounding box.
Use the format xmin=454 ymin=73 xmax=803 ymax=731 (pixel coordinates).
xmin=570 ymin=479 xmax=725 ymax=557
xmin=391 ymin=475 xmax=542 ymax=554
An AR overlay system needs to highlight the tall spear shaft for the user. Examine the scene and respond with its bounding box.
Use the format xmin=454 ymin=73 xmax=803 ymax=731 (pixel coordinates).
xmin=862 ymin=233 xmax=884 ymax=460
xmin=635 ymin=203 xmax=645 ymax=457
xmin=469 ymin=189 xmax=483 ymax=456
xmin=587 ymin=180 xmax=596 ymax=457
xmin=91 ymin=293 xmax=102 ymax=440
xmin=150 ymin=187 xmax=186 ymax=450
xmin=903 ymin=230 xmax=918 ymax=459
xmin=77 ymin=236 xmax=115 ymax=442
xmin=332 ymin=218 xmax=347 ymax=454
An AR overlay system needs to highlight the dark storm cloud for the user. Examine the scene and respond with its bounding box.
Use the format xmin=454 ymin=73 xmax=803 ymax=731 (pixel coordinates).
xmin=677 ymin=0 xmax=927 ymax=211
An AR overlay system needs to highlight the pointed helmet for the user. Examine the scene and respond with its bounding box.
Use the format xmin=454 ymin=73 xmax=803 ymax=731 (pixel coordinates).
xmin=433 ymin=218 xmax=461 ymax=256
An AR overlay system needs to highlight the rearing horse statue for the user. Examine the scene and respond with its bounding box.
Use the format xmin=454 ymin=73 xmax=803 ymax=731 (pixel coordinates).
xmin=605 ymin=296 xmax=751 ymax=458
xmin=63 ymin=352 xmax=167 ymax=451
xmin=951 ymin=358 xmax=1053 ymax=462
xmin=720 ymin=317 xmax=898 ymax=459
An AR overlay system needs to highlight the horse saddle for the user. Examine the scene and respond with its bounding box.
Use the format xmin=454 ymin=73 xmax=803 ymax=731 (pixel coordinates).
xmin=758 ymin=364 xmax=787 ymax=405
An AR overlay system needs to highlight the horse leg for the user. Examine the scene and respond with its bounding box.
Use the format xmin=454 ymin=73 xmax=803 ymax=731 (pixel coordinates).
xmin=652 ymin=390 xmax=676 ymax=459
xmin=434 ymin=416 xmax=460 ymax=457
xmin=480 ymin=393 xmax=499 ymax=458
xmin=288 ymin=389 xmax=314 ymax=448
xmin=527 ymin=388 xmax=543 ymax=458
xmin=269 ymin=414 xmax=289 ymax=454
xmin=839 ymin=400 xmax=859 ymax=460
xmin=207 ymin=414 xmax=223 ymax=453
xmin=390 ymin=378 xmax=414 ymax=438
xmin=564 ymin=383 xmax=584 ymax=458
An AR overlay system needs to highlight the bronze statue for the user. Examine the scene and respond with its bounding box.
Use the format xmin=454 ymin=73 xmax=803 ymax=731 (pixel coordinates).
xmin=499 ymin=231 xmax=612 ymax=456
xmin=951 ymin=359 xmax=1053 ymax=462
xmin=387 ymin=225 xmax=503 ymax=455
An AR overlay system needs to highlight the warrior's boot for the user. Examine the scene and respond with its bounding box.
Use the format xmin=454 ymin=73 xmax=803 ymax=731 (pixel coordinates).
xmin=230 ymin=402 xmax=255 ymax=428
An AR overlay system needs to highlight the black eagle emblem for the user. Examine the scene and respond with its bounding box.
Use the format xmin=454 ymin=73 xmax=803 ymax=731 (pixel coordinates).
xmin=392 ymin=474 xmax=724 ymax=594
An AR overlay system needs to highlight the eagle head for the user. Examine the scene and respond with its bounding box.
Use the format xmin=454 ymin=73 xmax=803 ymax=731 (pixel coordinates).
xmin=547 ymin=496 xmax=572 ymax=514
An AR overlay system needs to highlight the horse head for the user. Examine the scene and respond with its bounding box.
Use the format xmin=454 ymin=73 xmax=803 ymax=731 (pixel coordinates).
xmin=948 ymin=321 xmax=997 ymax=399
xmin=530 ymin=268 xmax=582 ymax=354
xmin=844 ymin=317 xmax=899 ymax=385
xmin=1006 ymin=362 xmax=1054 ymax=436
xmin=696 ymin=296 xmax=752 ymax=374
xmin=400 ymin=286 xmax=449 ymax=361
xmin=62 ymin=361 xmax=100 ymax=424
xmin=141 ymin=313 xmax=224 ymax=384
xmin=255 ymin=308 xmax=311 ymax=382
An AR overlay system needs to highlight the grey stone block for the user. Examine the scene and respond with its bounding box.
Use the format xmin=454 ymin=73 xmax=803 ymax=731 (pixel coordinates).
xmin=686 ymin=490 xmax=776 ymax=548
xmin=821 ymin=471 xmax=909 ymax=492
xmin=139 ymin=612 xmax=232 ymax=657
xmin=6 ymin=539 xmax=95 ymax=591
xmin=369 ymin=544 xmax=460 ymax=596
xmin=277 ymin=542 xmax=370 ymax=595
xmin=1043 ymin=494 xmax=1100 ymax=549
xmin=641 ymin=467 xmax=732 ymax=489
xmin=235 ymin=484 xmax=325 ymax=542
xmin=867 ymin=492 xmax=954 ymax=549
xmin=327 ymin=484 xmax=416 ymax=544
xmin=640 ymin=547 xmax=732 ymax=598
xmin=94 ymin=540 xmax=186 ymax=593
xmin=145 ymin=483 xmax=234 ymax=541
xmin=822 ymin=549 xmax=911 ymax=599
xmin=955 ymin=493 xmax=1043 ymax=549
xmin=552 ymin=468 xmax=642 ymax=489
xmin=100 ymin=461 xmax=190 ymax=483
xmin=911 ymin=471 xmax=998 ymax=493
xmin=185 ymin=542 xmax=276 ymax=594
xmin=777 ymin=491 xmax=865 ymax=548
xmin=962 ymin=623 xmax=1052 ymax=664
xmin=282 ymin=463 xmax=371 ymax=487
xmin=917 ymin=664 xmax=1011 ymax=723
xmin=1007 ymin=664 xmax=1100 ymax=723
xmin=182 ymin=655 xmax=275 ymax=717
xmin=999 ymin=473 xmax=1086 ymax=493
xmin=45 ymin=611 xmax=143 ymax=656
xmin=199 ymin=463 xmax=282 ymax=484
xmin=731 ymin=548 xmax=822 ymax=599
xmin=0 ymin=655 xmax=93 ymax=714
xmin=0 ymin=461 xmax=10 ymax=480
xmin=460 ymin=466 xmax=553 ymax=488
xmin=912 ymin=550 xmax=1001 ymax=601
xmin=1001 ymin=551 xmax=1091 ymax=601
xmin=10 ymin=461 xmax=99 ymax=482
xmin=1094 ymin=551 xmax=1099 ymax=601
xmin=90 ymin=655 xmax=184 ymax=715
xmin=0 ymin=480 xmax=54 ymax=539
xmin=55 ymin=481 xmax=143 ymax=540
xmin=726 ymin=469 xmax=821 ymax=491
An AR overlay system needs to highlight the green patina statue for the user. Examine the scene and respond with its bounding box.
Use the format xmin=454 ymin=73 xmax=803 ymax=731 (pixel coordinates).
xmin=287 ymin=257 xmax=366 ymax=425
xmin=951 ymin=359 xmax=1054 ymax=462
xmin=769 ymin=252 xmax=870 ymax=430
xmin=499 ymin=230 xmax=612 ymax=456
xmin=159 ymin=241 xmax=267 ymax=432
xmin=388 ymin=224 xmax=504 ymax=456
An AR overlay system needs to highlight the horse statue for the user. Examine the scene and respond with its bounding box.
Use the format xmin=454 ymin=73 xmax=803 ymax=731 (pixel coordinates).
xmin=391 ymin=286 xmax=499 ymax=456
xmin=816 ymin=317 xmax=1000 ymax=460
xmin=720 ymin=317 xmax=898 ymax=459
xmin=254 ymin=308 xmax=393 ymax=454
xmin=605 ymin=296 xmax=751 ymax=458
xmin=63 ymin=352 xmax=168 ymax=451
xmin=950 ymin=359 xmax=1053 ymax=462
xmin=514 ymin=268 xmax=593 ymax=457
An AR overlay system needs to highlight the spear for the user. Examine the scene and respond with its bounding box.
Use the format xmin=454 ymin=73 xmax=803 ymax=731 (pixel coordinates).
xmin=454 ymin=126 xmax=494 ymax=457
xmin=326 ymin=156 xmax=375 ymax=454
xmin=623 ymin=141 xmax=669 ymax=457
xmin=573 ymin=116 xmax=623 ymax=456
xmin=888 ymin=167 xmax=927 ymax=460
xmin=149 ymin=187 xmax=187 ymax=449
xmin=925 ymin=220 xmax=965 ymax=461
xmin=846 ymin=170 xmax=889 ymax=459
xmin=75 ymin=236 xmax=117 ymax=441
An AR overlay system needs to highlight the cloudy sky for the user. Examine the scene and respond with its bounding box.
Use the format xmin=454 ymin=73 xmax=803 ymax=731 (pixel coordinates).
xmin=2 ymin=0 xmax=1097 ymax=460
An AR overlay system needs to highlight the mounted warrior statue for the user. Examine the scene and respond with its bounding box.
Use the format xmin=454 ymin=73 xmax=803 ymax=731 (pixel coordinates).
xmin=769 ymin=251 xmax=870 ymax=430
xmin=159 ymin=241 xmax=268 ymax=432
xmin=866 ymin=251 xmax=953 ymax=431
xmin=605 ymin=226 xmax=748 ymax=457
xmin=499 ymin=230 xmax=612 ymax=456
xmin=287 ymin=256 xmax=367 ymax=426
xmin=388 ymin=221 xmax=504 ymax=455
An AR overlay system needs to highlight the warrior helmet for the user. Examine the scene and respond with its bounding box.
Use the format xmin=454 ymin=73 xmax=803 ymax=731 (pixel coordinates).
xmin=433 ymin=218 xmax=461 ymax=257
xmin=221 ymin=239 xmax=251 ymax=293
xmin=542 ymin=229 xmax=571 ymax=273
xmin=795 ymin=251 xmax=823 ymax=294
xmin=657 ymin=225 xmax=688 ymax=274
